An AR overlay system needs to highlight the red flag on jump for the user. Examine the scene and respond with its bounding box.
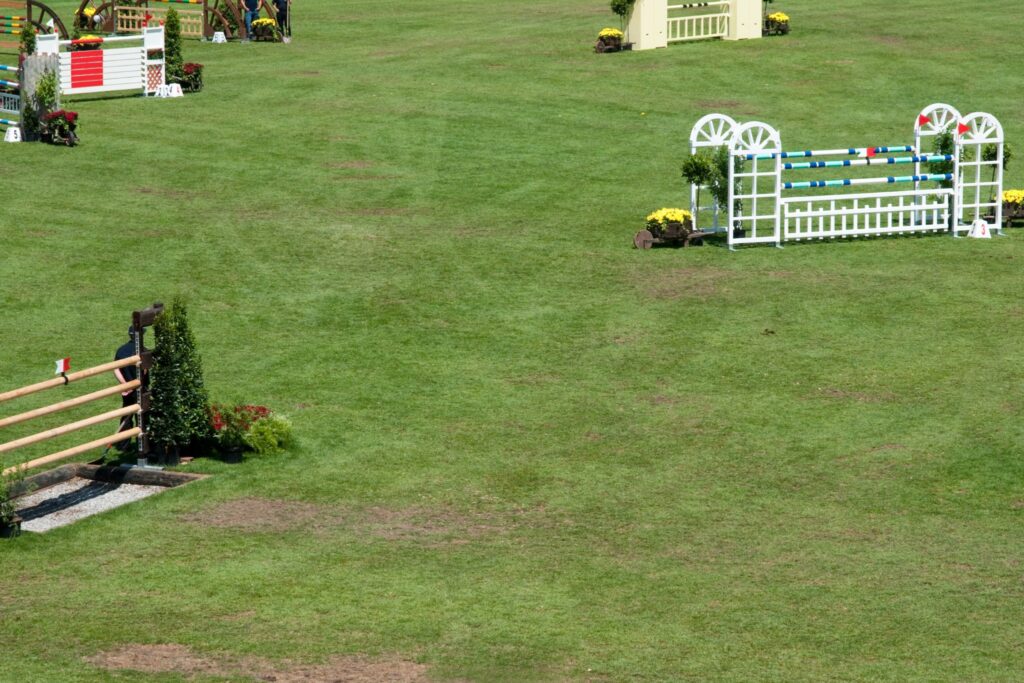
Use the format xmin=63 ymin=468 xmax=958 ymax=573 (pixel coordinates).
xmin=866 ymin=147 xmax=877 ymax=158
xmin=918 ymin=114 xmax=931 ymax=127
xmin=54 ymin=357 xmax=70 ymax=374
xmin=957 ymin=122 xmax=971 ymax=136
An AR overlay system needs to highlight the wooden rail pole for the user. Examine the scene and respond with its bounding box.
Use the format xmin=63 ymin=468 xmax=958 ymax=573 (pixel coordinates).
xmin=0 ymin=380 xmax=141 ymax=430
xmin=0 ymin=404 xmax=140 ymax=455
xmin=2 ymin=428 xmax=141 ymax=476
xmin=0 ymin=355 xmax=141 ymax=404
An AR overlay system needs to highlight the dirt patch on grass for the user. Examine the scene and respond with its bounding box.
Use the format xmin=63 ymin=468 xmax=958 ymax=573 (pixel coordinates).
xmin=180 ymin=498 xmax=348 ymax=533
xmin=134 ymin=186 xmax=206 ymax=200
xmin=635 ymin=267 xmax=737 ymax=300
xmin=332 ymin=174 xmax=400 ymax=182
xmin=86 ymin=643 xmax=430 ymax=682
xmin=870 ymin=35 xmax=906 ymax=47
xmin=362 ymin=505 xmax=512 ymax=546
xmin=693 ymin=99 xmax=759 ymax=116
xmin=335 ymin=207 xmax=411 ymax=216
xmin=182 ymin=497 xmax=527 ymax=546
xmin=816 ymin=387 xmax=897 ymax=403
xmin=325 ymin=160 xmax=375 ymax=169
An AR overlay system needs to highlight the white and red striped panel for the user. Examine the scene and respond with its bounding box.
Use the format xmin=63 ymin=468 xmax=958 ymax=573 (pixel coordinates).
xmin=58 ymin=48 xmax=146 ymax=95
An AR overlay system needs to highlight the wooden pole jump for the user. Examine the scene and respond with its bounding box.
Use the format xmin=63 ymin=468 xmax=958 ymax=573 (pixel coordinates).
xmin=0 ymin=403 xmax=140 ymax=456
xmin=0 ymin=380 xmax=141 ymax=430
xmin=2 ymin=428 xmax=141 ymax=477
xmin=0 ymin=355 xmax=141 ymax=404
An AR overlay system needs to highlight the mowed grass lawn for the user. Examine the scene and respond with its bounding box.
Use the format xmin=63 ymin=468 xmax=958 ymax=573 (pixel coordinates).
xmin=1 ymin=0 xmax=1023 ymax=680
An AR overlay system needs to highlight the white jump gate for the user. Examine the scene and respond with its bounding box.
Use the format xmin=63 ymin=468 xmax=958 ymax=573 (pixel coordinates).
xmin=627 ymin=0 xmax=760 ymax=50
xmin=667 ymin=1 xmax=730 ymax=42
xmin=686 ymin=104 xmax=1005 ymax=249
xmin=36 ymin=26 xmax=165 ymax=96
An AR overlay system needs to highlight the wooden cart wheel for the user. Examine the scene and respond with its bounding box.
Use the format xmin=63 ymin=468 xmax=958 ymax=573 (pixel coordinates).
xmin=633 ymin=229 xmax=654 ymax=250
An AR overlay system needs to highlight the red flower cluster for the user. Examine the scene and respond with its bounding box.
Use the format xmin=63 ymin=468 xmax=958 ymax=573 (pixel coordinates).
xmin=183 ymin=62 xmax=203 ymax=75
xmin=210 ymin=403 xmax=270 ymax=432
xmin=43 ymin=110 xmax=78 ymax=125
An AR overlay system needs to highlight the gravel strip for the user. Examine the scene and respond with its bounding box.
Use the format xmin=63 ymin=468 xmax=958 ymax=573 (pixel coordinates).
xmin=16 ymin=477 xmax=165 ymax=533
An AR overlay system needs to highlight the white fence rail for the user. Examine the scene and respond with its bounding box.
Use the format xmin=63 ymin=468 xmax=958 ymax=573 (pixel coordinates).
xmin=667 ymin=2 xmax=729 ymax=42
xmin=781 ymin=189 xmax=952 ymax=241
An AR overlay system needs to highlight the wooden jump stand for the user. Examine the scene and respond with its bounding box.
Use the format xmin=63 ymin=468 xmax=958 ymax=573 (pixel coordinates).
xmin=0 ymin=302 xmax=164 ymax=477
xmin=0 ymin=0 xmax=69 ymax=51
xmin=75 ymin=0 xmax=288 ymax=41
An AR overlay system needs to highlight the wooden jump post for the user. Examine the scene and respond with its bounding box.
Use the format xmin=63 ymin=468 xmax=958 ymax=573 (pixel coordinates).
xmin=0 ymin=302 xmax=163 ymax=477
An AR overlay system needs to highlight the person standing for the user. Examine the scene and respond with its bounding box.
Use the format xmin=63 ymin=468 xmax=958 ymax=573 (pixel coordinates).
xmin=242 ymin=0 xmax=260 ymax=40
xmin=274 ymin=0 xmax=289 ymax=37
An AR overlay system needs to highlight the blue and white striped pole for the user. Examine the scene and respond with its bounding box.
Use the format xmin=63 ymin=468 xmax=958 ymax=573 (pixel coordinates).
xmin=783 ymin=154 xmax=953 ymax=170
xmin=745 ymin=145 xmax=915 ymax=161
xmin=782 ymin=173 xmax=953 ymax=191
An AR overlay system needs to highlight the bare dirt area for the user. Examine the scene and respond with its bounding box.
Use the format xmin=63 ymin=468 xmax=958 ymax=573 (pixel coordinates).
xmin=634 ymin=267 xmax=738 ymax=300
xmin=181 ymin=497 xmax=535 ymax=546
xmin=816 ymin=387 xmax=898 ymax=403
xmin=86 ymin=643 xmax=431 ymax=682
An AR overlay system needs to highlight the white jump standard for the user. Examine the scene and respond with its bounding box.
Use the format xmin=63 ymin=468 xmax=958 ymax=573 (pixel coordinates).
xmin=686 ymin=104 xmax=1005 ymax=249
xmin=36 ymin=26 xmax=166 ymax=96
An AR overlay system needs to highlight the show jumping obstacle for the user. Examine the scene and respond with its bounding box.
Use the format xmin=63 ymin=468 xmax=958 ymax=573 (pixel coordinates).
xmin=627 ymin=0 xmax=759 ymax=50
xmin=0 ymin=0 xmax=68 ymax=50
xmin=0 ymin=303 xmax=163 ymax=478
xmin=36 ymin=25 xmax=165 ymax=96
xmin=0 ymin=62 xmax=20 ymax=140
xmin=75 ymin=0 xmax=286 ymax=41
xmin=685 ymin=104 xmax=1005 ymax=249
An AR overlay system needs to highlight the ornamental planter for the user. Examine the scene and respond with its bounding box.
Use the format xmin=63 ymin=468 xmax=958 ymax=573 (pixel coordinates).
xmin=595 ymin=36 xmax=623 ymax=53
xmin=634 ymin=219 xmax=708 ymax=249
xmin=250 ymin=23 xmax=281 ymax=42
xmin=0 ymin=515 xmax=22 ymax=539
xmin=763 ymin=19 xmax=790 ymax=36
xmin=1003 ymin=202 xmax=1024 ymax=228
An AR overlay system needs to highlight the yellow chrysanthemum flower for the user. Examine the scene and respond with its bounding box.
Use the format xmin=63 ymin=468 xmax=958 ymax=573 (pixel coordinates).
xmin=1003 ymin=190 xmax=1024 ymax=206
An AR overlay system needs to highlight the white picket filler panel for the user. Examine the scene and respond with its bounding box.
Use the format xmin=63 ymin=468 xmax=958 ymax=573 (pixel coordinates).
xmin=955 ymin=112 xmax=1004 ymax=235
xmin=36 ymin=26 xmax=165 ymax=96
xmin=627 ymin=0 xmax=759 ymax=50
xmin=727 ymin=121 xmax=782 ymax=249
xmin=781 ymin=188 xmax=952 ymax=242
xmin=689 ymin=113 xmax=737 ymax=232
xmin=667 ymin=1 xmax=730 ymax=43
xmin=690 ymin=104 xmax=1005 ymax=249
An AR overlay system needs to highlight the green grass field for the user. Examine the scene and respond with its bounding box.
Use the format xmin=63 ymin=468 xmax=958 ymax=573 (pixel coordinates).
xmin=2 ymin=0 xmax=1023 ymax=680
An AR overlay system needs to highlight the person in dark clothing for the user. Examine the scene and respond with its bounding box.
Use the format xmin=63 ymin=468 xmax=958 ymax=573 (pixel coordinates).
xmin=274 ymin=0 xmax=289 ymax=36
xmin=111 ymin=326 xmax=145 ymax=453
xmin=242 ymin=0 xmax=260 ymax=39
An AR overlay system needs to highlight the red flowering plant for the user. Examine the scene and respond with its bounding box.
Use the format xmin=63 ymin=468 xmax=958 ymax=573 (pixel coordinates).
xmin=41 ymin=110 xmax=79 ymax=146
xmin=209 ymin=403 xmax=294 ymax=455
xmin=210 ymin=403 xmax=269 ymax=450
xmin=177 ymin=62 xmax=204 ymax=93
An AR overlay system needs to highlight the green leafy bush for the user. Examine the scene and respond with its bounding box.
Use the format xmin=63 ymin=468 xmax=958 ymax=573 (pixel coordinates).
xmin=243 ymin=415 xmax=293 ymax=455
xmin=149 ymin=299 xmax=212 ymax=460
xmin=164 ymin=7 xmax=184 ymax=83
xmin=19 ymin=23 xmax=35 ymax=55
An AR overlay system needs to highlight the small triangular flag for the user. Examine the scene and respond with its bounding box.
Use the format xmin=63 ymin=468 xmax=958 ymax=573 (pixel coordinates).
xmin=866 ymin=147 xmax=877 ymax=158
xmin=54 ymin=357 xmax=70 ymax=374
xmin=957 ymin=122 xmax=971 ymax=136
xmin=918 ymin=114 xmax=931 ymax=127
